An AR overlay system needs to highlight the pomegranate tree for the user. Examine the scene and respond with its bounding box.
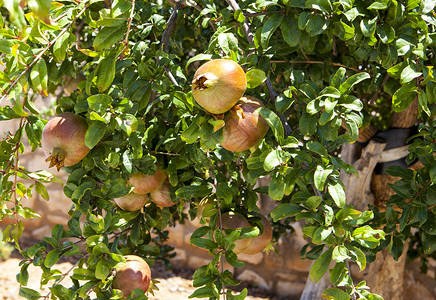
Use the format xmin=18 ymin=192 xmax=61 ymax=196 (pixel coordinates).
xmin=220 ymin=96 xmax=269 ymax=152
xmin=113 ymin=255 xmax=151 ymax=298
xmin=192 ymin=59 xmax=247 ymax=114
xmin=41 ymin=112 xmax=90 ymax=171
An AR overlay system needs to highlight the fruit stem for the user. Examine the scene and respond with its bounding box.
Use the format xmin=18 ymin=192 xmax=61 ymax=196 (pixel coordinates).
xmin=45 ymin=147 xmax=67 ymax=171
xmin=192 ymin=73 xmax=218 ymax=91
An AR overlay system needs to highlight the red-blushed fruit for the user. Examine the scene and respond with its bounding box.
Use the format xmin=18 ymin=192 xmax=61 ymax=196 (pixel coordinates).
xmin=114 ymin=193 xmax=149 ymax=211
xmin=128 ymin=169 xmax=168 ymax=195
xmin=113 ymin=255 xmax=151 ymax=299
xmin=221 ymin=211 xmax=253 ymax=254
xmin=241 ymin=214 xmax=273 ymax=255
xmin=149 ymin=181 xmax=176 ymax=207
xmin=192 ymin=59 xmax=247 ymax=114
xmin=42 ymin=112 xmax=90 ymax=171
xmin=221 ymin=96 xmax=269 ymax=152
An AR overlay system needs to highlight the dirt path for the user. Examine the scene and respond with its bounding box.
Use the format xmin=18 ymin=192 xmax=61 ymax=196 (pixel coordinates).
xmin=0 ymin=258 xmax=269 ymax=300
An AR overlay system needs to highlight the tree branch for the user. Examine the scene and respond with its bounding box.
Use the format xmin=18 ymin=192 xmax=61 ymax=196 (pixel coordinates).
xmin=0 ymin=1 xmax=90 ymax=105
xmin=225 ymin=0 xmax=292 ymax=137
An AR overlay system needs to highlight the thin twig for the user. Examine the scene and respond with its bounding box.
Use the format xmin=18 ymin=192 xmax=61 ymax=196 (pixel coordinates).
xmin=159 ymin=2 xmax=181 ymax=87
xmin=0 ymin=1 xmax=90 ymax=105
xmin=120 ymin=0 xmax=136 ymax=59
xmin=369 ymin=74 xmax=390 ymax=105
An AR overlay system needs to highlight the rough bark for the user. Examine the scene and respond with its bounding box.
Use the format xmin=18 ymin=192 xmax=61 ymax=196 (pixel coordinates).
xmin=300 ymin=270 xmax=330 ymax=300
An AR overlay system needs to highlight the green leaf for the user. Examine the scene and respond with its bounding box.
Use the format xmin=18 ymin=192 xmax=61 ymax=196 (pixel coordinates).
xmin=188 ymin=284 xmax=219 ymax=298
xmin=309 ymin=248 xmax=333 ymax=283
xmin=392 ymin=83 xmax=418 ymax=112
xmin=299 ymin=113 xmax=317 ymax=136
xmin=376 ymin=23 xmax=395 ymax=44
xmin=53 ymin=32 xmax=71 ymax=61
xmin=257 ymin=107 xmax=284 ymax=144
xmin=347 ymin=245 xmax=366 ymax=270
xmin=306 ymin=15 xmax=328 ymax=36
xmin=281 ymin=18 xmax=301 ymax=47
xmin=246 ymin=69 xmax=267 ymax=89
xmin=322 ymin=287 xmax=350 ymax=300
xmin=44 ymin=249 xmax=60 ymax=268
xmin=275 ymin=94 xmax=294 ymax=113
xmin=30 ymin=58 xmax=48 ymax=96
xmin=95 ymin=259 xmax=111 ymax=280
xmin=85 ymin=121 xmax=106 ymax=149
xmin=176 ymin=185 xmax=212 ymax=198
xmin=96 ymin=53 xmax=116 ymax=92
xmin=227 ymin=288 xmax=248 ymax=300
xmin=87 ymin=94 xmax=112 ymax=113
xmin=360 ymin=17 xmax=377 ymax=37
xmin=186 ymin=54 xmax=213 ymax=70
xmin=19 ymin=287 xmax=41 ymax=300
xmin=35 ymin=181 xmax=49 ymax=201
xmin=328 ymin=182 xmax=346 ymax=208
xmin=400 ymin=65 xmax=422 ymax=84
xmin=335 ymin=21 xmax=355 ymax=41
xmin=339 ymin=72 xmax=370 ymax=94
xmin=264 ymin=150 xmax=290 ymax=171
xmin=93 ymin=26 xmax=127 ymax=52
xmin=218 ymin=32 xmax=238 ymax=55
xmin=314 ymin=165 xmax=333 ymax=192
xmin=261 ymin=14 xmax=284 ymax=49
xmin=28 ymin=0 xmax=51 ymax=23
xmin=270 ymin=203 xmax=303 ymax=221
xmin=269 ymin=174 xmax=285 ymax=200
xmin=332 ymin=245 xmax=350 ymax=262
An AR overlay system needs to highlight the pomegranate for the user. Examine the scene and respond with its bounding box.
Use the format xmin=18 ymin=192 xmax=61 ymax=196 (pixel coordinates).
xmin=221 ymin=211 xmax=253 ymax=254
xmin=221 ymin=96 xmax=269 ymax=152
xmin=127 ymin=168 xmax=167 ymax=195
xmin=113 ymin=255 xmax=151 ymax=298
xmin=114 ymin=193 xmax=149 ymax=211
xmin=241 ymin=214 xmax=273 ymax=255
xmin=149 ymin=181 xmax=176 ymax=207
xmin=41 ymin=112 xmax=90 ymax=171
xmin=192 ymin=59 xmax=247 ymax=114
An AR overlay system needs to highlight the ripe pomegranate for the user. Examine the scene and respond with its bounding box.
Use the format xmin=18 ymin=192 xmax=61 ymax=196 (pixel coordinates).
xmin=128 ymin=168 xmax=168 ymax=195
xmin=114 ymin=193 xmax=149 ymax=212
xmin=113 ymin=255 xmax=151 ymax=298
xmin=241 ymin=214 xmax=273 ymax=255
xmin=41 ymin=112 xmax=90 ymax=171
xmin=192 ymin=59 xmax=247 ymax=114
xmin=149 ymin=181 xmax=176 ymax=207
xmin=221 ymin=96 xmax=269 ymax=152
xmin=221 ymin=211 xmax=253 ymax=254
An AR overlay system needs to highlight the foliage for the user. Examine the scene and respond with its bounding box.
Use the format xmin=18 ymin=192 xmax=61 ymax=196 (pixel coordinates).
xmin=0 ymin=0 xmax=436 ymax=299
